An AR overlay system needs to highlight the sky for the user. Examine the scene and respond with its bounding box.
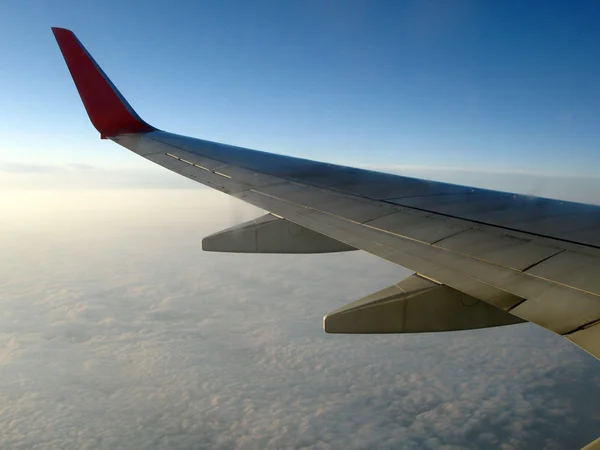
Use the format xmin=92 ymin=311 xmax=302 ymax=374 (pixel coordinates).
xmin=1 ymin=0 xmax=600 ymax=179
xmin=1 ymin=1 xmax=600 ymax=449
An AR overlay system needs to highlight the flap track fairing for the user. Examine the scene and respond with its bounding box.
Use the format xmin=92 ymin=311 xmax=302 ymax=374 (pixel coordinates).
xmin=324 ymin=274 xmax=525 ymax=333
xmin=202 ymin=214 xmax=356 ymax=254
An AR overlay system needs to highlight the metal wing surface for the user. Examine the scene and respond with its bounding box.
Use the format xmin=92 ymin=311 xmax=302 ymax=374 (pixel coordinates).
xmin=52 ymin=28 xmax=600 ymax=361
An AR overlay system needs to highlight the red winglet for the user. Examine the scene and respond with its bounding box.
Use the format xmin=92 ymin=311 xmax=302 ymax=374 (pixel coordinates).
xmin=52 ymin=27 xmax=155 ymax=138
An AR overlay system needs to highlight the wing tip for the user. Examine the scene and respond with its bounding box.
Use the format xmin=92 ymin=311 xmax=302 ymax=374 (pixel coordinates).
xmin=51 ymin=27 xmax=72 ymax=33
xmin=51 ymin=27 xmax=77 ymax=42
xmin=52 ymin=26 xmax=155 ymax=138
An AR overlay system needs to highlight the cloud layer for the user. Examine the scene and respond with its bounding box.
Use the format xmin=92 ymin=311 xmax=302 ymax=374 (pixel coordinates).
xmin=0 ymin=190 xmax=598 ymax=449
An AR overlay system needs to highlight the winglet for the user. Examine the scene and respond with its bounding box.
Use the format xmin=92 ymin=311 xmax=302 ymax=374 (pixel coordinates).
xmin=51 ymin=27 xmax=155 ymax=138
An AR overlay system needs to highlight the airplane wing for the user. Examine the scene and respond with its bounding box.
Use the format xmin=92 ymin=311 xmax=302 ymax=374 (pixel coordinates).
xmin=52 ymin=27 xmax=600 ymax=362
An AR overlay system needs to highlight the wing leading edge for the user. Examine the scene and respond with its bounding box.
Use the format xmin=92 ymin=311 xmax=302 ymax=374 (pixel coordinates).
xmin=51 ymin=28 xmax=600 ymax=364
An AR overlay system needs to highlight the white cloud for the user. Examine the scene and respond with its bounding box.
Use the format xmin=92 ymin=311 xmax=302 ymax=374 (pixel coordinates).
xmin=0 ymin=189 xmax=598 ymax=450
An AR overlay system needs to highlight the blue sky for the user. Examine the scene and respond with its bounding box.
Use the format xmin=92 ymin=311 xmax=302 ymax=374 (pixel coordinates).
xmin=1 ymin=0 xmax=600 ymax=175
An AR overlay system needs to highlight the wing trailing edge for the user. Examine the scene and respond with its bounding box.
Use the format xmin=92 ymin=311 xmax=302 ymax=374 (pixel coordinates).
xmin=51 ymin=27 xmax=155 ymax=138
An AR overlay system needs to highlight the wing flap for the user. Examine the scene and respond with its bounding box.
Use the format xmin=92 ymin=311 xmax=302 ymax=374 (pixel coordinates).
xmin=435 ymin=229 xmax=563 ymax=271
xmin=527 ymin=251 xmax=600 ymax=294
xmin=364 ymin=210 xmax=472 ymax=244
xmin=568 ymin=322 xmax=600 ymax=361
